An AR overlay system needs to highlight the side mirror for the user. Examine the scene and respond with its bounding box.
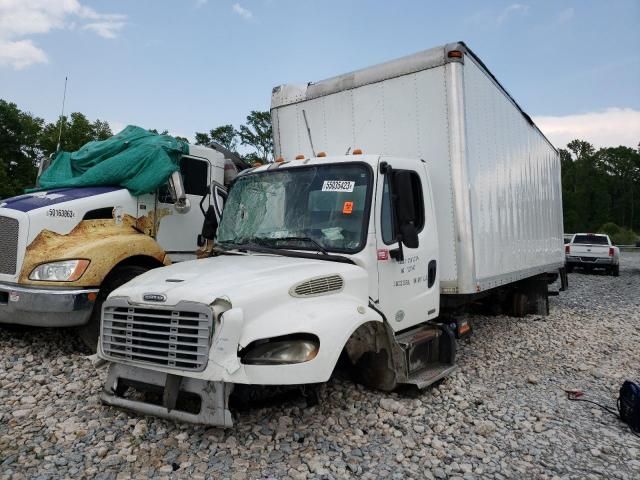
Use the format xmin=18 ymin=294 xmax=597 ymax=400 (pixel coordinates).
xmin=400 ymin=222 xmax=419 ymax=249
xmin=393 ymin=171 xmax=420 ymax=249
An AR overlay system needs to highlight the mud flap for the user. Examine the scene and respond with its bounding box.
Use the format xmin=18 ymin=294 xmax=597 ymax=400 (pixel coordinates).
xmin=101 ymin=363 xmax=233 ymax=427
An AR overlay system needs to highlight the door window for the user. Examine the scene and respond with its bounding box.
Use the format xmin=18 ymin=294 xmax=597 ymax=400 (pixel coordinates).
xmin=159 ymin=156 xmax=209 ymax=202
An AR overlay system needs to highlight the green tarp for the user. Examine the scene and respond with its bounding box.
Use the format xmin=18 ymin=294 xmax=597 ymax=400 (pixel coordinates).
xmin=37 ymin=125 xmax=188 ymax=196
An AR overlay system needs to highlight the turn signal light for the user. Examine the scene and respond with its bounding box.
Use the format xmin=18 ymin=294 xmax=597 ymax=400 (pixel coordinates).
xmin=565 ymin=245 xmax=570 ymax=254
xmin=295 ymin=154 xmax=305 ymax=160
xmin=352 ymin=149 xmax=363 ymax=155
xmin=609 ymin=247 xmax=614 ymax=257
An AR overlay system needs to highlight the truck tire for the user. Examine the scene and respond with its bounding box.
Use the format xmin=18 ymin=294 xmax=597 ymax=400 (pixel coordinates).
xmin=612 ymin=264 xmax=620 ymax=277
xmin=77 ymin=265 xmax=150 ymax=351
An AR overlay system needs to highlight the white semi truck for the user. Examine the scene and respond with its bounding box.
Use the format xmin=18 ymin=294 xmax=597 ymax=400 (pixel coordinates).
xmin=98 ymin=42 xmax=566 ymax=426
xmin=0 ymin=134 xmax=244 ymax=348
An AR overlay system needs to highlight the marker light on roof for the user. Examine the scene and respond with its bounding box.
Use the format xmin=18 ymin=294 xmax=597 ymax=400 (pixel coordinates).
xmin=352 ymin=149 xmax=363 ymax=155
xmin=295 ymin=154 xmax=305 ymax=160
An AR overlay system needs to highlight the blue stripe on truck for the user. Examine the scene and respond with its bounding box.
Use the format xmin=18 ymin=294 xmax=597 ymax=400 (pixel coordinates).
xmin=0 ymin=186 xmax=124 ymax=212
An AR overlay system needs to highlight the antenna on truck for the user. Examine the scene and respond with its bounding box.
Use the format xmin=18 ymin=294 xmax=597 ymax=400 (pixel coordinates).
xmin=56 ymin=76 xmax=68 ymax=152
xmin=302 ymin=109 xmax=317 ymax=157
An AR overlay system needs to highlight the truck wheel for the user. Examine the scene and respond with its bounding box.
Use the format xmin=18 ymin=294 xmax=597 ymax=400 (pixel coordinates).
xmin=77 ymin=265 xmax=150 ymax=351
xmin=612 ymin=265 xmax=620 ymax=277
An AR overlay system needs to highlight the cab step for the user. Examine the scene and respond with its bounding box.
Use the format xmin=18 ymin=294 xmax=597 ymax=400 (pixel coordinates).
xmin=393 ymin=323 xmax=457 ymax=388
xmin=405 ymin=363 xmax=457 ymax=389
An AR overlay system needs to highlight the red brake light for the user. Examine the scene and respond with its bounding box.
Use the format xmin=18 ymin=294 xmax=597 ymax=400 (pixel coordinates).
xmin=609 ymin=247 xmax=614 ymax=257
xmin=565 ymin=245 xmax=570 ymax=254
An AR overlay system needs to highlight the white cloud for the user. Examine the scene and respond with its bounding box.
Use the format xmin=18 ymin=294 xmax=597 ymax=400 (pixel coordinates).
xmin=497 ymin=3 xmax=530 ymax=24
xmin=534 ymin=108 xmax=640 ymax=149
xmin=108 ymin=121 xmax=127 ymax=135
xmin=232 ymin=3 xmax=253 ymax=20
xmin=82 ymin=21 xmax=126 ymax=39
xmin=195 ymin=0 xmax=208 ymax=8
xmin=0 ymin=0 xmax=126 ymax=70
xmin=0 ymin=39 xmax=48 ymax=69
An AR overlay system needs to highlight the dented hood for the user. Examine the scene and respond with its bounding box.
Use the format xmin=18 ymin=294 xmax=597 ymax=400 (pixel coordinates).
xmin=109 ymin=253 xmax=368 ymax=307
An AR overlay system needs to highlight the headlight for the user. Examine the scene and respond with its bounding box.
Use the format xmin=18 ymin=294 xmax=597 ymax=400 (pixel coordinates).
xmin=29 ymin=259 xmax=90 ymax=282
xmin=241 ymin=335 xmax=319 ymax=365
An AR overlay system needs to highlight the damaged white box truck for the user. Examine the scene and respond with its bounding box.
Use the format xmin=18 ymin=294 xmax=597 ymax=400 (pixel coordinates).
xmin=98 ymin=42 xmax=566 ymax=426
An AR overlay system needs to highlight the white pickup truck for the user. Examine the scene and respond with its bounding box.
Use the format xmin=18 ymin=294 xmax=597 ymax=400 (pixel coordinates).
xmin=565 ymin=233 xmax=620 ymax=276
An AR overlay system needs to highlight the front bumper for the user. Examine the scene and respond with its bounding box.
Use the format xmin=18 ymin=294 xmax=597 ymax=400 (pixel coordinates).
xmin=101 ymin=362 xmax=234 ymax=427
xmin=0 ymin=282 xmax=98 ymax=327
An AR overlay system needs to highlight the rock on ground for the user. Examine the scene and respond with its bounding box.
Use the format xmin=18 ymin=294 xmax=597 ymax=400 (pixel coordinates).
xmin=1 ymin=253 xmax=639 ymax=479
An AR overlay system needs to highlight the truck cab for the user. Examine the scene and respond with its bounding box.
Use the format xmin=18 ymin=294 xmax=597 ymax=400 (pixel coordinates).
xmin=0 ymin=143 xmax=241 ymax=348
xmin=98 ymin=153 xmax=457 ymax=426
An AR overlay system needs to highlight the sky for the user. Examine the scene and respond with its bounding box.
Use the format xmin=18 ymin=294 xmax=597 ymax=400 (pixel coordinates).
xmin=1 ymin=0 xmax=639 ymax=149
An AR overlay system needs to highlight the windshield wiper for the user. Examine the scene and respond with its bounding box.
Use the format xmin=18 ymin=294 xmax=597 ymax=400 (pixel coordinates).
xmin=255 ymin=236 xmax=329 ymax=255
xmin=216 ymin=240 xmax=273 ymax=253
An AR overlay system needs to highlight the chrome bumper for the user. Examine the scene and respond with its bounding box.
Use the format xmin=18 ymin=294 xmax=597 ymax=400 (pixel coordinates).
xmin=566 ymin=256 xmax=615 ymax=266
xmin=100 ymin=363 xmax=234 ymax=427
xmin=0 ymin=282 xmax=98 ymax=327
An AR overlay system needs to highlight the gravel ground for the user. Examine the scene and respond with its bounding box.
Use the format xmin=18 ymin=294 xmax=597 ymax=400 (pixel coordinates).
xmin=1 ymin=253 xmax=639 ymax=480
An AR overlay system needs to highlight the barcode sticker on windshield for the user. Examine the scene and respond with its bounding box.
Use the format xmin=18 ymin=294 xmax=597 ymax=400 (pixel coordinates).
xmin=322 ymin=180 xmax=355 ymax=192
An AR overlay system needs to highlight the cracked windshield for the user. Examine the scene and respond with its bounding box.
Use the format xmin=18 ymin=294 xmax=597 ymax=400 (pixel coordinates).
xmin=217 ymin=163 xmax=371 ymax=253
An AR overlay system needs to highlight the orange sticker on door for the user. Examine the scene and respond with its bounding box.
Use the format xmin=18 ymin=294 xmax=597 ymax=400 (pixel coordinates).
xmin=343 ymin=201 xmax=354 ymax=214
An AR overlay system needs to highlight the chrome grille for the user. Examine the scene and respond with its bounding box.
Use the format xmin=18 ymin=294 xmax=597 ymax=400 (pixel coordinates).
xmin=290 ymin=274 xmax=344 ymax=297
xmin=101 ymin=302 xmax=212 ymax=372
xmin=0 ymin=216 xmax=19 ymax=275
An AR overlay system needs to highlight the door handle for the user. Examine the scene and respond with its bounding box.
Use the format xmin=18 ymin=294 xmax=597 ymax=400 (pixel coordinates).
xmin=428 ymin=260 xmax=437 ymax=288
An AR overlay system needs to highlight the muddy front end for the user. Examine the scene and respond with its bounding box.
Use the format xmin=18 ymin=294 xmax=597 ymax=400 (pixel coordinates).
xmin=0 ymin=187 xmax=167 ymax=328
xmin=0 ymin=201 xmax=100 ymax=327
xmin=98 ymin=298 xmax=235 ymax=427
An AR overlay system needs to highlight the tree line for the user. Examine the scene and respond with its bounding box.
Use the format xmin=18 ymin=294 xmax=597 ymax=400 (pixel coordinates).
xmin=1 ymin=98 xmax=638 ymax=242
xmin=560 ymin=140 xmax=639 ymax=243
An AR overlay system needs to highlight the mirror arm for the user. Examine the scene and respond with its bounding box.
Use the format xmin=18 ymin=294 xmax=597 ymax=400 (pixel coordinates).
xmin=199 ymin=183 xmax=211 ymax=216
xmin=169 ymin=171 xmax=191 ymax=214
xmin=389 ymin=242 xmax=404 ymax=261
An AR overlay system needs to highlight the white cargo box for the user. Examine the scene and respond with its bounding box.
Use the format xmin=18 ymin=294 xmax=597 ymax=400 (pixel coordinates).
xmin=271 ymin=41 xmax=564 ymax=295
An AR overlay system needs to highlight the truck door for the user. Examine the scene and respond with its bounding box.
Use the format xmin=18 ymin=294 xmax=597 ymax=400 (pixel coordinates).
xmin=375 ymin=159 xmax=439 ymax=332
xmin=156 ymin=155 xmax=211 ymax=262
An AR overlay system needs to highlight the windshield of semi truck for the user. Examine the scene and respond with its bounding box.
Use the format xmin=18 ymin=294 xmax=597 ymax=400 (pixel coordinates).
xmin=217 ymin=163 xmax=372 ymax=253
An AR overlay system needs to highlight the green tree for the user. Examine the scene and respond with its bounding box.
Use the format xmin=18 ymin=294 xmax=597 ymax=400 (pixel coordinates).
xmin=238 ymin=111 xmax=273 ymax=163
xmin=560 ymin=139 xmax=640 ymax=234
xmin=0 ymin=100 xmax=44 ymax=198
xmin=195 ymin=125 xmax=239 ymax=152
xmin=40 ymin=112 xmax=113 ymax=155
xmin=595 ymin=145 xmax=640 ymax=230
